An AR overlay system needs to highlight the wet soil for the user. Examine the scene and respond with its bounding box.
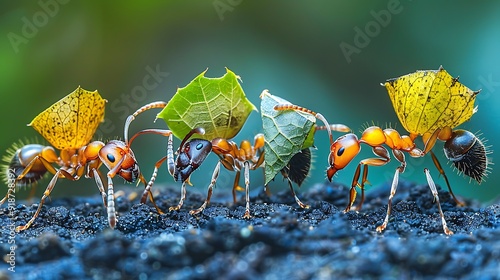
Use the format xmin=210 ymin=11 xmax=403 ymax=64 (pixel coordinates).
xmin=1 ymin=181 xmax=499 ymax=280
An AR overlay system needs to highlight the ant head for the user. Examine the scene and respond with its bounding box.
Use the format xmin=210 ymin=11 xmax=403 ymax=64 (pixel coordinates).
xmin=99 ymin=140 xmax=140 ymax=183
xmin=174 ymin=138 xmax=212 ymax=182
xmin=444 ymin=129 xmax=490 ymax=183
xmin=173 ymin=128 xmax=211 ymax=182
xmin=327 ymin=133 xmax=361 ymax=181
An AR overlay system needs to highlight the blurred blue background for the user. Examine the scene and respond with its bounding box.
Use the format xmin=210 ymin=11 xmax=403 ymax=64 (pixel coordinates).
xmin=1 ymin=1 xmax=499 ymax=203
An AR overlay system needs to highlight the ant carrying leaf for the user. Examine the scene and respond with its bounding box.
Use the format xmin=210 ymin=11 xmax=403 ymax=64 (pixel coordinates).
xmin=126 ymin=69 xmax=263 ymax=218
xmin=325 ymin=66 xmax=492 ymax=235
xmin=1 ymin=87 xmax=160 ymax=230
xmin=260 ymin=90 xmax=350 ymax=208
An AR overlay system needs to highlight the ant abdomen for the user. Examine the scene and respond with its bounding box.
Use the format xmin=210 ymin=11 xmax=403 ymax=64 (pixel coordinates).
xmin=5 ymin=144 xmax=48 ymax=186
xmin=444 ymin=129 xmax=489 ymax=183
xmin=285 ymin=148 xmax=312 ymax=187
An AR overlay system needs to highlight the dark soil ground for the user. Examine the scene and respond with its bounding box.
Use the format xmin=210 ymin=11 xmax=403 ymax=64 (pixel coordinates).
xmin=1 ymin=180 xmax=499 ymax=280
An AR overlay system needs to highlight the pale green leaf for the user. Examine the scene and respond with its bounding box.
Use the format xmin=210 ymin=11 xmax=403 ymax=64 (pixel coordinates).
xmin=260 ymin=90 xmax=316 ymax=185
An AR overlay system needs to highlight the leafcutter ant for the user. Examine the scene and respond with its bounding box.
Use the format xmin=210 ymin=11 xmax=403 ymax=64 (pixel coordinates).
xmin=124 ymin=101 xmax=265 ymax=218
xmin=0 ymin=87 xmax=160 ymax=231
xmin=325 ymin=67 xmax=491 ymax=235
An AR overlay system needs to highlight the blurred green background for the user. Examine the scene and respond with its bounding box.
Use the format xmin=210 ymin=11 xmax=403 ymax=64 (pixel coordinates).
xmin=1 ymin=1 xmax=499 ymax=203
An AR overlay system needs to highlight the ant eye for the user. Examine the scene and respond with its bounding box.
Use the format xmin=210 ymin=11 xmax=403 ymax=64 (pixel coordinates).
xmin=337 ymin=146 xmax=345 ymax=157
xmin=196 ymin=143 xmax=204 ymax=150
xmin=107 ymin=154 xmax=115 ymax=163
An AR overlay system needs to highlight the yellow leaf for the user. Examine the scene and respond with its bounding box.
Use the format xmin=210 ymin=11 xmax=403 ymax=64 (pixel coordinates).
xmin=384 ymin=66 xmax=479 ymax=135
xmin=28 ymin=86 xmax=107 ymax=150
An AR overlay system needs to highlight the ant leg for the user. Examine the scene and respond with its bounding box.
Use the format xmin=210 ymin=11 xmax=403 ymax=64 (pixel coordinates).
xmin=281 ymin=169 xmax=309 ymax=209
xmin=344 ymin=164 xmax=361 ymax=213
xmin=91 ymin=169 xmax=107 ymax=208
xmin=190 ymin=161 xmax=221 ymax=215
xmin=136 ymin=174 xmax=164 ymax=215
xmin=105 ymin=157 xmax=127 ymax=229
xmin=166 ymin=133 xmax=175 ymax=177
xmin=141 ymin=156 xmax=168 ymax=204
xmin=344 ymin=164 xmax=375 ymax=212
xmin=429 ymin=150 xmax=465 ymax=207
xmin=243 ymin=161 xmax=252 ymax=219
xmin=232 ymin=171 xmax=241 ymax=204
xmin=375 ymin=149 xmax=407 ymax=233
xmin=169 ymin=181 xmax=187 ymax=211
xmin=251 ymin=148 xmax=265 ymax=200
xmin=147 ymin=188 xmax=163 ymax=215
xmin=355 ymin=164 xmax=369 ymax=211
xmin=138 ymin=133 xmax=173 ymax=212
xmin=422 ymin=129 xmax=441 ymax=155
xmin=345 ymin=146 xmax=390 ymax=213
xmin=106 ymin=177 xmax=117 ymax=229
xmin=16 ymin=171 xmax=61 ymax=231
xmin=424 ymin=168 xmax=453 ymax=235
xmin=376 ymin=167 xmax=402 ymax=233
xmin=17 ymin=155 xmax=58 ymax=180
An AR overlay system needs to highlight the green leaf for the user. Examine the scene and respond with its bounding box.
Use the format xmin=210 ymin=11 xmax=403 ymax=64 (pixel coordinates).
xmin=260 ymin=90 xmax=316 ymax=185
xmin=157 ymin=68 xmax=257 ymax=140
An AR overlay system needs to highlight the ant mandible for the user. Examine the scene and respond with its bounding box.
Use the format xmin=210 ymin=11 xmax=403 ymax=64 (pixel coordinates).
xmin=0 ymin=87 xmax=160 ymax=231
xmin=124 ymin=102 xmax=265 ymax=218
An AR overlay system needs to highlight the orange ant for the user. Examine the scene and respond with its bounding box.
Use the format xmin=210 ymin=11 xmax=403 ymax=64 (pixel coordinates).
xmin=124 ymin=102 xmax=265 ymax=218
xmin=325 ymin=125 xmax=490 ymax=235
xmin=0 ymin=87 xmax=159 ymax=231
